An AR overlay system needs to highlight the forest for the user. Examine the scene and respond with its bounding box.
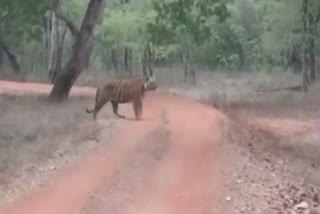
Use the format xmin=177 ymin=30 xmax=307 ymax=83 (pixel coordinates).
xmin=1 ymin=1 xmax=320 ymax=213
xmin=0 ymin=0 xmax=319 ymax=99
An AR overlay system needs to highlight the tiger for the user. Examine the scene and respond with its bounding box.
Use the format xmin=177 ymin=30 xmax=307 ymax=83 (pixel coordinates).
xmin=86 ymin=75 xmax=157 ymax=120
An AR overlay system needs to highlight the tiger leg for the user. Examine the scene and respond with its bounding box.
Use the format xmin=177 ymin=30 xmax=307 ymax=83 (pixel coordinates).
xmin=132 ymin=99 xmax=142 ymax=120
xmin=111 ymin=101 xmax=125 ymax=118
xmin=137 ymin=100 xmax=143 ymax=119
xmin=86 ymin=88 xmax=100 ymax=114
xmin=93 ymin=98 xmax=109 ymax=120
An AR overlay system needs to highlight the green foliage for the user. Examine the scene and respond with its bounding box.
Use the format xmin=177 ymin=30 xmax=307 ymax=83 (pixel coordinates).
xmin=62 ymin=0 xmax=90 ymax=27
xmin=1 ymin=0 xmax=320 ymax=79
xmin=260 ymin=0 xmax=320 ymax=64
xmin=95 ymin=0 xmax=155 ymax=62
xmin=260 ymin=0 xmax=301 ymax=55
xmin=0 ymin=0 xmax=47 ymax=44
xmin=148 ymin=0 xmax=231 ymax=56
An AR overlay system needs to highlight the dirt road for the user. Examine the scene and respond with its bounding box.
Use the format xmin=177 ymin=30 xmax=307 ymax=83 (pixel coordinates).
xmin=0 ymin=80 xmax=225 ymax=214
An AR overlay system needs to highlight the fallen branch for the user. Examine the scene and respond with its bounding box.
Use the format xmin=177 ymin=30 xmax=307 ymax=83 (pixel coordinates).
xmin=255 ymin=85 xmax=302 ymax=93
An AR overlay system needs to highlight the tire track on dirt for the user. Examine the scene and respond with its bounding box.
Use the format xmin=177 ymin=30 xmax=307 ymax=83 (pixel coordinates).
xmin=78 ymin=94 xmax=225 ymax=214
xmin=80 ymin=125 xmax=171 ymax=214
xmin=0 ymin=80 xmax=226 ymax=214
xmin=1 ymin=95 xmax=162 ymax=214
xmin=137 ymin=95 xmax=225 ymax=214
xmin=78 ymin=99 xmax=171 ymax=214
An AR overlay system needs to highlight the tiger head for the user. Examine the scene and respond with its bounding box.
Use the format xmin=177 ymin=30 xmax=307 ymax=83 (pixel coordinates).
xmin=144 ymin=74 xmax=157 ymax=91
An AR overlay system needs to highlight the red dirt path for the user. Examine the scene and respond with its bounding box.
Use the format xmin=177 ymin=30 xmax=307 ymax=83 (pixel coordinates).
xmin=0 ymin=80 xmax=225 ymax=214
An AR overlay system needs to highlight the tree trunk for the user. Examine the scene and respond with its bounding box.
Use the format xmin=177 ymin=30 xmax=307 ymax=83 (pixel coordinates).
xmin=309 ymin=41 xmax=316 ymax=81
xmin=142 ymin=48 xmax=147 ymax=76
xmin=49 ymin=0 xmax=105 ymax=100
xmin=309 ymin=15 xmax=316 ymax=82
xmin=29 ymin=44 xmax=39 ymax=74
xmin=146 ymin=43 xmax=153 ymax=76
xmin=179 ymin=51 xmax=189 ymax=83
xmin=124 ymin=47 xmax=129 ymax=72
xmin=111 ymin=48 xmax=118 ymax=73
xmin=141 ymin=44 xmax=154 ymax=76
xmin=302 ymin=52 xmax=310 ymax=92
xmin=0 ymin=43 xmax=21 ymax=74
xmin=45 ymin=13 xmax=51 ymax=52
xmin=128 ymin=48 xmax=132 ymax=76
xmin=0 ymin=48 xmax=3 ymax=67
xmin=52 ymin=24 xmax=67 ymax=83
xmin=49 ymin=0 xmax=69 ymax=83
xmin=101 ymin=48 xmax=110 ymax=73
xmin=190 ymin=66 xmax=196 ymax=85
xmin=48 ymin=11 xmax=59 ymax=83
xmin=316 ymin=55 xmax=320 ymax=75
xmin=302 ymin=0 xmax=309 ymax=92
xmin=183 ymin=61 xmax=188 ymax=83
